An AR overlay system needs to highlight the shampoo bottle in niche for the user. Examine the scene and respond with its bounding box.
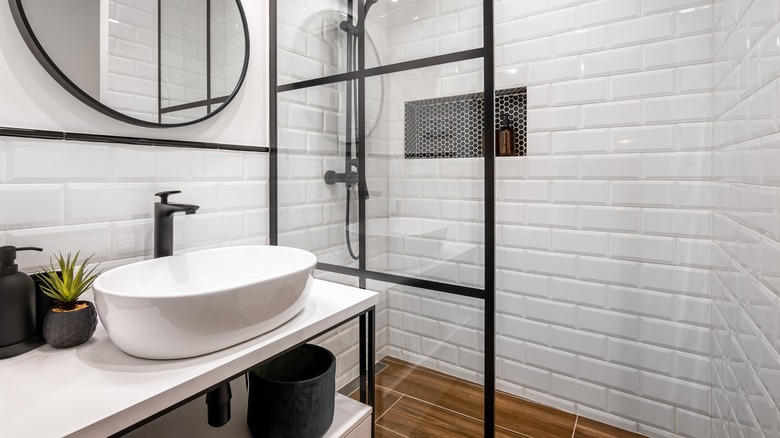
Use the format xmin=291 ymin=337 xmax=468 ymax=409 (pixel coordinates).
xmin=496 ymin=113 xmax=514 ymax=156
xmin=0 ymin=246 xmax=43 ymax=354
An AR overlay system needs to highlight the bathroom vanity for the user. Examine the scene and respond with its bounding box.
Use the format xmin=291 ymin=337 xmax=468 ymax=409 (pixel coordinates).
xmin=0 ymin=280 xmax=378 ymax=437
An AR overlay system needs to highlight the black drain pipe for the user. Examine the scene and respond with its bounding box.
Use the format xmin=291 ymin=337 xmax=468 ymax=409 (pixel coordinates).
xmin=206 ymin=382 xmax=232 ymax=427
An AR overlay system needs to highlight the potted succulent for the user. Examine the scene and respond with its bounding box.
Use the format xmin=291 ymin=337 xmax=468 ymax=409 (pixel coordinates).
xmin=39 ymin=252 xmax=101 ymax=348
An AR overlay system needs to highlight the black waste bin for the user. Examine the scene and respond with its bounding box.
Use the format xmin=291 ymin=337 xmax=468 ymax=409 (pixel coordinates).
xmin=247 ymin=344 xmax=336 ymax=438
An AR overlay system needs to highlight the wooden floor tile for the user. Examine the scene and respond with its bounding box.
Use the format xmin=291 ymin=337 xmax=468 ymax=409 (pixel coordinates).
xmin=377 ymin=424 xmax=406 ymax=438
xmin=373 ymin=357 xmax=638 ymax=438
xmin=496 ymin=391 xmax=577 ymax=438
xmin=376 ymin=359 xmax=485 ymax=420
xmin=349 ymin=385 xmax=404 ymax=419
xmin=376 ymin=395 xmax=526 ymax=438
xmin=378 ymin=357 xmax=576 ymax=438
xmin=573 ymin=417 xmax=645 ymax=438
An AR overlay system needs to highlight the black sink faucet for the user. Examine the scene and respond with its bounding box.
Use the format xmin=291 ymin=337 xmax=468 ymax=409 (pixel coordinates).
xmin=154 ymin=191 xmax=199 ymax=258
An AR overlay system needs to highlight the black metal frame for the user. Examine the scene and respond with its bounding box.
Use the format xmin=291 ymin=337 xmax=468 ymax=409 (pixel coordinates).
xmin=108 ymin=306 xmax=376 ymax=437
xmin=269 ymin=1 xmax=495 ymax=436
xmin=8 ymin=0 xmax=251 ymax=128
xmin=0 ymin=126 xmax=269 ymax=153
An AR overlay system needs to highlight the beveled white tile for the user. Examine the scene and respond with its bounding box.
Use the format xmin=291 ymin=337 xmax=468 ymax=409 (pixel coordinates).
xmin=552 ymin=26 xmax=608 ymax=57
xmin=609 ymin=13 xmax=676 ymax=48
xmin=0 ymin=184 xmax=65 ymax=231
xmin=551 ymin=78 xmax=609 ymax=106
xmin=8 ymin=224 xmax=112 ymax=272
xmin=65 ymin=183 xmax=153 ymax=225
xmin=186 ymin=211 xmax=244 ymax=247
xmin=579 ymin=0 xmax=640 ymax=27
xmin=188 ymin=150 xmax=244 ymax=180
xmin=581 ymin=47 xmax=642 ymax=78
xmin=526 ymin=8 xmax=577 ymax=38
xmin=111 ymin=219 xmax=153 ymax=259
xmin=217 ymin=181 xmax=268 ymax=210
xmin=611 ymin=70 xmax=675 ymax=100
xmin=7 ymin=140 xmax=110 ymax=182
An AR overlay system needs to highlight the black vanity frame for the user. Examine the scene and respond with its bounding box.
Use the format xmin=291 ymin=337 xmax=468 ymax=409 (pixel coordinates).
xmin=106 ymin=305 xmax=376 ymax=436
xmin=8 ymin=0 xmax=251 ymax=128
xmin=268 ymin=1 xmax=497 ymax=437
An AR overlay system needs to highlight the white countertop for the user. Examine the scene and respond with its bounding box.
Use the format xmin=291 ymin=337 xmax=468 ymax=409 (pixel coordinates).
xmin=0 ymin=280 xmax=379 ymax=437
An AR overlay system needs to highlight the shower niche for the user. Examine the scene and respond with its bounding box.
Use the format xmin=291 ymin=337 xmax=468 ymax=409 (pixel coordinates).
xmin=404 ymin=87 xmax=527 ymax=159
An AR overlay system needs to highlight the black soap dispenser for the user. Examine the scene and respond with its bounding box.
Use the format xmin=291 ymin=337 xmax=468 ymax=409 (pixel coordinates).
xmin=0 ymin=245 xmax=44 ymax=359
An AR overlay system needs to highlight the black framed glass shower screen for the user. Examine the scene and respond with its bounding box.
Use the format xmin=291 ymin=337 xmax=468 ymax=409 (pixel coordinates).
xmin=269 ymin=0 xmax=496 ymax=436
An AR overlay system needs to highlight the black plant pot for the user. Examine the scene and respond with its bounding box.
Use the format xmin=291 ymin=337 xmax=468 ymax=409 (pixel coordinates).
xmin=42 ymin=301 xmax=98 ymax=349
xmin=247 ymin=344 xmax=336 ymax=438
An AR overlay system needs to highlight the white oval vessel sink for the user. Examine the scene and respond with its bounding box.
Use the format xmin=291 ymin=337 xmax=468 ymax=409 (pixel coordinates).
xmin=93 ymin=246 xmax=317 ymax=359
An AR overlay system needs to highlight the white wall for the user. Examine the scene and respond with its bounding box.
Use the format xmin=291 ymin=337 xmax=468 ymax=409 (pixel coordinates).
xmin=23 ymin=0 xmax=100 ymax=97
xmin=0 ymin=0 xmax=266 ymax=145
xmin=0 ymin=0 xmax=270 ymax=264
xmin=378 ymin=1 xmax=717 ymax=437
xmin=711 ymin=0 xmax=780 ymax=436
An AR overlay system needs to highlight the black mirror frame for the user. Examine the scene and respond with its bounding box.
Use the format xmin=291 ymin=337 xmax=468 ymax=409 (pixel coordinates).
xmin=8 ymin=0 xmax=251 ymax=128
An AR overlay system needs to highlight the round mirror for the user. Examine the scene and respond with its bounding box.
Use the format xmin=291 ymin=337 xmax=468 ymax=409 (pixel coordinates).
xmin=9 ymin=0 xmax=249 ymax=127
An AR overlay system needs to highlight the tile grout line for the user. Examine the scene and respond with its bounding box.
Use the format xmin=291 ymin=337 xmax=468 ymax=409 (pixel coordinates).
xmin=381 ymin=388 xmax=532 ymax=438
xmin=385 ymin=357 xmax=578 ymax=422
xmin=380 ymin=360 xmax=554 ymax=438
xmin=377 ymin=388 xmax=534 ymax=438
xmin=391 ymin=391 xmax=485 ymax=423
xmin=571 ymin=414 xmax=579 ymax=438
xmin=375 ymin=392 xmax=405 ymax=423
xmin=382 ymin=357 xmax=485 ymax=390
xmin=376 ymin=424 xmax=407 ymax=438
xmin=380 ymin=358 xmax=633 ymax=437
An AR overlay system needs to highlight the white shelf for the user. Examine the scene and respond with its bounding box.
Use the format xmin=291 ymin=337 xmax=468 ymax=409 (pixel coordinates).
xmin=126 ymin=381 xmax=371 ymax=438
xmin=0 ymin=280 xmax=378 ymax=437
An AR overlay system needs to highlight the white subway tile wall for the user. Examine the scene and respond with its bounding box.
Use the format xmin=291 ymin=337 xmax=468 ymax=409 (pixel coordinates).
xmin=372 ymin=0 xmax=719 ymax=436
xmin=712 ymin=0 xmax=780 ymax=436
xmin=0 ymin=138 xmax=269 ymax=273
xmin=275 ymin=1 xmax=394 ymax=388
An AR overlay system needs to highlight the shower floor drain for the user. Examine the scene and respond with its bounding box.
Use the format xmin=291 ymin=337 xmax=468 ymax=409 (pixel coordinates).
xmin=337 ymin=362 xmax=388 ymax=396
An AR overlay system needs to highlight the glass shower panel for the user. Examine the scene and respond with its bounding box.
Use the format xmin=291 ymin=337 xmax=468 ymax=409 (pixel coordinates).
xmin=366 ymin=60 xmax=486 ymax=289
xmin=276 ymin=81 xmax=363 ymax=268
xmin=276 ymin=0 xmax=359 ymax=86
xmin=380 ymin=285 xmax=486 ymax=433
xmin=363 ymin=0 xmax=483 ymax=69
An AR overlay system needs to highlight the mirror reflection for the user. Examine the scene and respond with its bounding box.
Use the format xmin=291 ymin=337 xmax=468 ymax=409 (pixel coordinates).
xmin=19 ymin=0 xmax=247 ymax=125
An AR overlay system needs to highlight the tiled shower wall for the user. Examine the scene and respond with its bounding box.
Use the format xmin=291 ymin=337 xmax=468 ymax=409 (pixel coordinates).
xmin=380 ymin=1 xmax=717 ymax=436
xmin=0 ymin=138 xmax=269 ymax=272
xmin=711 ymin=0 xmax=780 ymax=436
xmin=275 ymin=0 xmax=392 ymax=388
